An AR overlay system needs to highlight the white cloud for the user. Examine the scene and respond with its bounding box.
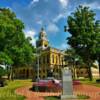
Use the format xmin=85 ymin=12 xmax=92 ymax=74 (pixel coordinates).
xmin=53 ymin=0 xmax=71 ymax=22
xmin=57 ymin=43 xmax=70 ymax=50
xmin=46 ymin=23 xmax=59 ymax=33
xmin=30 ymin=0 xmax=39 ymax=6
xmin=53 ymin=14 xmax=63 ymax=22
xmin=60 ymin=43 xmax=67 ymax=50
xmin=53 ymin=10 xmax=71 ymax=22
xmin=59 ymin=0 xmax=69 ymax=8
xmin=36 ymin=20 xmax=43 ymax=25
xmin=83 ymin=2 xmax=100 ymax=10
xmin=25 ymin=29 xmax=37 ymax=46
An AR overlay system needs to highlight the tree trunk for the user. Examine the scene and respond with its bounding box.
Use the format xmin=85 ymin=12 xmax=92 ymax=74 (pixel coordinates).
xmin=10 ymin=66 xmax=14 ymax=81
xmin=75 ymin=68 xmax=77 ymax=79
xmin=98 ymin=58 xmax=100 ymax=78
xmin=73 ymin=60 xmax=76 ymax=79
xmin=88 ymin=63 xmax=93 ymax=81
xmin=7 ymin=73 xmax=10 ymax=80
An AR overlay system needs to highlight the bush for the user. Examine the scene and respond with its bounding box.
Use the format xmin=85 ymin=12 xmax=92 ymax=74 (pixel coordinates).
xmin=96 ymin=79 xmax=100 ymax=83
xmin=0 ymin=78 xmax=7 ymax=87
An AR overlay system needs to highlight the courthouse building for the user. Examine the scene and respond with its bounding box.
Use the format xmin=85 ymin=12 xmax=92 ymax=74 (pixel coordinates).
xmin=34 ymin=28 xmax=66 ymax=79
xmin=13 ymin=28 xmax=66 ymax=79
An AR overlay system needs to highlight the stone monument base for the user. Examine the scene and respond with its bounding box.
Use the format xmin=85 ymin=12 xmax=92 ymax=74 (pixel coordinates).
xmin=61 ymin=94 xmax=77 ymax=100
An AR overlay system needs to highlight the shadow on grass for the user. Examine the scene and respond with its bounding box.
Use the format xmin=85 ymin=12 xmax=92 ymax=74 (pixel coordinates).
xmin=45 ymin=95 xmax=90 ymax=100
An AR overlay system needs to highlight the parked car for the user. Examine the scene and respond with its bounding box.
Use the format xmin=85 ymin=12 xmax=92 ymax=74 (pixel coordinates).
xmin=32 ymin=78 xmax=61 ymax=92
xmin=32 ymin=78 xmax=81 ymax=92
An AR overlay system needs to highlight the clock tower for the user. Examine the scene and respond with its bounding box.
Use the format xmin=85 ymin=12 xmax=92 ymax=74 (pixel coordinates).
xmin=36 ymin=27 xmax=49 ymax=50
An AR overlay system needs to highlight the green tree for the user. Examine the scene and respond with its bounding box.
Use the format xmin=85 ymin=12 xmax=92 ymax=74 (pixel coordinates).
xmin=66 ymin=5 xmax=100 ymax=80
xmin=65 ymin=48 xmax=84 ymax=79
xmin=0 ymin=8 xmax=35 ymax=79
xmin=94 ymin=20 xmax=100 ymax=77
xmin=0 ymin=67 xmax=6 ymax=78
xmin=0 ymin=52 xmax=13 ymax=79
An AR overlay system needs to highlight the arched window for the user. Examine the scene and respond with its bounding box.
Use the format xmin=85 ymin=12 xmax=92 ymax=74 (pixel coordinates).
xmin=56 ymin=56 xmax=58 ymax=64
xmin=23 ymin=69 xmax=25 ymax=74
xmin=52 ymin=55 xmax=54 ymax=63
xmin=26 ymin=69 xmax=29 ymax=78
xmin=47 ymin=54 xmax=49 ymax=63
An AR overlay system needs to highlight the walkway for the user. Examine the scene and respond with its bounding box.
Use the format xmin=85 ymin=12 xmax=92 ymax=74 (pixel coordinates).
xmin=74 ymin=84 xmax=100 ymax=100
xmin=16 ymin=84 xmax=100 ymax=100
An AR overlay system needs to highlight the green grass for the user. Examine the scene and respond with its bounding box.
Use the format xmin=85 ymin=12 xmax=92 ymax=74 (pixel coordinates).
xmin=77 ymin=95 xmax=89 ymax=99
xmin=0 ymin=80 xmax=32 ymax=100
xmin=45 ymin=95 xmax=89 ymax=100
xmin=45 ymin=96 xmax=60 ymax=100
xmin=80 ymin=78 xmax=100 ymax=87
xmin=1 ymin=78 xmax=99 ymax=100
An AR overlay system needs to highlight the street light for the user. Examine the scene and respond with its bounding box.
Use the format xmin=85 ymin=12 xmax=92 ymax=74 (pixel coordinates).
xmin=36 ymin=47 xmax=42 ymax=82
xmin=37 ymin=53 xmax=40 ymax=82
xmin=33 ymin=51 xmax=40 ymax=82
xmin=33 ymin=51 xmax=40 ymax=92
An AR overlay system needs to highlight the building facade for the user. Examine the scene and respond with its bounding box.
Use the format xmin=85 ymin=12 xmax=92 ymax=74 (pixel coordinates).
xmin=34 ymin=28 xmax=65 ymax=79
xmin=13 ymin=66 xmax=34 ymax=79
xmin=13 ymin=28 xmax=65 ymax=79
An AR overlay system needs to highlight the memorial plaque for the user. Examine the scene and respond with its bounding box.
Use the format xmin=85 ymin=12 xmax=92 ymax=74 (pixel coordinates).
xmin=62 ymin=69 xmax=73 ymax=95
xmin=61 ymin=68 xmax=76 ymax=100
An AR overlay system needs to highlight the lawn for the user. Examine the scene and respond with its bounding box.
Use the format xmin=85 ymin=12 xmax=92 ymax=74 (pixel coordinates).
xmin=0 ymin=80 xmax=32 ymax=100
xmin=45 ymin=95 xmax=89 ymax=100
xmin=0 ymin=79 xmax=99 ymax=100
xmin=80 ymin=78 xmax=100 ymax=87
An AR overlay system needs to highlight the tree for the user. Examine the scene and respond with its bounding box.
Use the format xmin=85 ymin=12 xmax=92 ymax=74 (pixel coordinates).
xmin=94 ymin=20 xmax=100 ymax=77
xmin=66 ymin=5 xmax=100 ymax=80
xmin=0 ymin=8 xmax=35 ymax=79
xmin=0 ymin=52 xmax=13 ymax=79
xmin=0 ymin=67 xmax=6 ymax=78
xmin=65 ymin=48 xmax=84 ymax=79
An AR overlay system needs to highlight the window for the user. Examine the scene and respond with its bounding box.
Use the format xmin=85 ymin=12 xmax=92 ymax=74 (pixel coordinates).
xmin=52 ymin=55 xmax=54 ymax=63
xmin=45 ymin=56 xmax=47 ymax=64
xmin=43 ymin=56 xmax=45 ymax=64
xmin=43 ymin=69 xmax=45 ymax=72
xmin=45 ymin=44 xmax=47 ymax=47
xmin=39 ymin=58 xmax=41 ymax=64
xmin=47 ymin=55 xmax=49 ymax=63
xmin=41 ymin=57 xmax=42 ymax=64
xmin=81 ymin=71 xmax=83 ymax=74
xmin=56 ymin=56 xmax=58 ymax=63
xmin=43 ymin=75 xmax=45 ymax=79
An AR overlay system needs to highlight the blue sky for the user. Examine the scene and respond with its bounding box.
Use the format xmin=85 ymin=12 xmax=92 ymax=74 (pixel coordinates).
xmin=0 ymin=0 xmax=100 ymax=50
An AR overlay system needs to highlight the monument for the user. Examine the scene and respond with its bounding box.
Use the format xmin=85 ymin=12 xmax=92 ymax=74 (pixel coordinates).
xmin=61 ymin=68 xmax=76 ymax=100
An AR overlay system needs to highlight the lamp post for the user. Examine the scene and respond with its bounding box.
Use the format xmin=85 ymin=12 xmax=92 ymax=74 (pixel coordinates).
xmin=37 ymin=54 xmax=40 ymax=82
xmin=33 ymin=51 xmax=40 ymax=92
xmin=36 ymin=47 xmax=41 ymax=82
xmin=33 ymin=51 xmax=40 ymax=82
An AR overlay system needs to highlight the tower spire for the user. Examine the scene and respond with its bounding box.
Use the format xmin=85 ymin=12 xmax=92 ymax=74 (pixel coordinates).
xmin=36 ymin=27 xmax=49 ymax=50
xmin=41 ymin=27 xmax=44 ymax=31
xmin=39 ymin=27 xmax=47 ymax=40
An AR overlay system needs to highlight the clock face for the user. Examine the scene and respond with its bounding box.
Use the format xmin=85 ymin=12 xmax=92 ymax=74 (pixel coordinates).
xmin=45 ymin=44 xmax=47 ymax=47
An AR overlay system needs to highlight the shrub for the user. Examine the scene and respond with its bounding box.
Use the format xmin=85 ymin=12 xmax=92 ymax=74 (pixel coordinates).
xmin=96 ymin=79 xmax=100 ymax=83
